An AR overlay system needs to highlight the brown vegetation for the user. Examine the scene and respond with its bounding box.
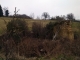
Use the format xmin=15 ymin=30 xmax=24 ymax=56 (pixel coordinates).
xmin=0 ymin=19 xmax=80 ymax=60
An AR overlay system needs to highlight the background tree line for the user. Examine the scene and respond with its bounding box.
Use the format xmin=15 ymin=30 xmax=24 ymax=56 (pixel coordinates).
xmin=0 ymin=4 xmax=76 ymax=20
xmin=42 ymin=12 xmax=75 ymax=20
xmin=0 ymin=5 xmax=9 ymax=17
xmin=0 ymin=5 xmax=32 ymax=19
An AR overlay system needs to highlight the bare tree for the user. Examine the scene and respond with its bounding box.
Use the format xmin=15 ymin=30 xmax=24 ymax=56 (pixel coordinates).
xmin=42 ymin=12 xmax=50 ymax=20
xmin=3 ymin=7 xmax=9 ymax=16
xmin=14 ymin=7 xmax=20 ymax=17
xmin=36 ymin=16 xmax=40 ymax=20
xmin=30 ymin=13 xmax=34 ymax=19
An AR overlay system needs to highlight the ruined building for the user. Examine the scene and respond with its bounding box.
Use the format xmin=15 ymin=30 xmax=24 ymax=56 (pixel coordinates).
xmin=53 ymin=20 xmax=74 ymax=41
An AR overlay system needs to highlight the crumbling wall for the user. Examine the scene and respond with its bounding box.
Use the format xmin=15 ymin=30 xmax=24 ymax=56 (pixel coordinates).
xmin=53 ymin=20 xmax=74 ymax=41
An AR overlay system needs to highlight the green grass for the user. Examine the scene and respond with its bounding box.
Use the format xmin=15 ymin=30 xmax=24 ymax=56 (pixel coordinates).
xmin=72 ymin=21 xmax=80 ymax=31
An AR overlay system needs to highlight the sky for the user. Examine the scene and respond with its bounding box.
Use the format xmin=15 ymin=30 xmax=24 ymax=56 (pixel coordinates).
xmin=0 ymin=0 xmax=80 ymax=19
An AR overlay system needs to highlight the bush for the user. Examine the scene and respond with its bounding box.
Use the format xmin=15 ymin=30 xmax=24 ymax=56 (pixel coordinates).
xmin=19 ymin=38 xmax=43 ymax=57
xmin=45 ymin=22 xmax=55 ymax=39
xmin=18 ymin=38 xmax=72 ymax=58
xmin=31 ymin=22 xmax=58 ymax=39
xmin=74 ymin=31 xmax=80 ymax=39
xmin=32 ymin=22 xmax=44 ymax=39
xmin=7 ymin=18 xmax=28 ymax=44
xmin=71 ymin=39 xmax=80 ymax=56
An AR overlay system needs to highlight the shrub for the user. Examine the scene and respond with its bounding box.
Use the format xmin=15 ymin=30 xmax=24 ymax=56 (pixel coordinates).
xmin=71 ymin=39 xmax=80 ymax=56
xmin=18 ymin=38 xmax=72 ymax=58
xmin=32 ymin=22 xmax=44 ymax=39
xmin=31 ymin=22 xmax=61 ymax=40
xmin=74 ymin=31 xmax=80 ymax=39
xmin=7 ymin=18 xmax=28 ymax=44
xmin=45 ymin=22 xmax=55 ymax=39
xmin=19 ymin=38 xmax=43 ymax=57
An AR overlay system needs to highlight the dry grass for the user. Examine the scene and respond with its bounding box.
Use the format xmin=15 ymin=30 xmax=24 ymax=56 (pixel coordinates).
xmin=0 ymin=17 xmax=80 ymax=60
xmin=72 ymin=22 xmax=80 ymax=32
xmin=0 ymin=17 xmax=80 ymax=36
xmin=0 ymin=17 xmax=55 ymax=35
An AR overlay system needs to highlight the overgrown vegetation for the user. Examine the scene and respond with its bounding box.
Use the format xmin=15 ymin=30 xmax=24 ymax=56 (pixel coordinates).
xmin=32 ymin=22 xmax=55 ymax=39
xmin=0 ymin=17 xmax=80 ymax=60
xmin=7 ymin=18 xmax=29 ymax=44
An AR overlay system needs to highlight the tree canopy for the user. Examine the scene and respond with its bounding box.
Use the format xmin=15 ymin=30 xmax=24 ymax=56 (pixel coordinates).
xmin=0 ymin=5 xmax=3 ymax=17
xmin=67 ymin=13 xmax=75 ymax=20
xmin=42 ymin=12 xmax=50 ymax=20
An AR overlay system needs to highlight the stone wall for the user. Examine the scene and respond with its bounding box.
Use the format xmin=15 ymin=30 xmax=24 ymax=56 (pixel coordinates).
xmin=53 ymin=20 xmax=74 ymax=41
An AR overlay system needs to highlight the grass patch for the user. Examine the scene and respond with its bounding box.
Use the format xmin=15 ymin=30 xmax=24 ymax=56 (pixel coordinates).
xmin=72 ymin=21 xmax=80 ymax=32
xmin=0 ymin=17 xmax=80 ymax=36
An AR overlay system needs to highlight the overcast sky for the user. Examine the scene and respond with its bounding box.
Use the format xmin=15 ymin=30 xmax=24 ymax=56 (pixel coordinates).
xmin=0 ymin=0 xmax=80 ymax=19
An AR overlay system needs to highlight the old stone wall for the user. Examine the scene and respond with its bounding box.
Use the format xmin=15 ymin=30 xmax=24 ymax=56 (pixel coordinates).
xmin=53 ymin=20 xmax=74 ymax=41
